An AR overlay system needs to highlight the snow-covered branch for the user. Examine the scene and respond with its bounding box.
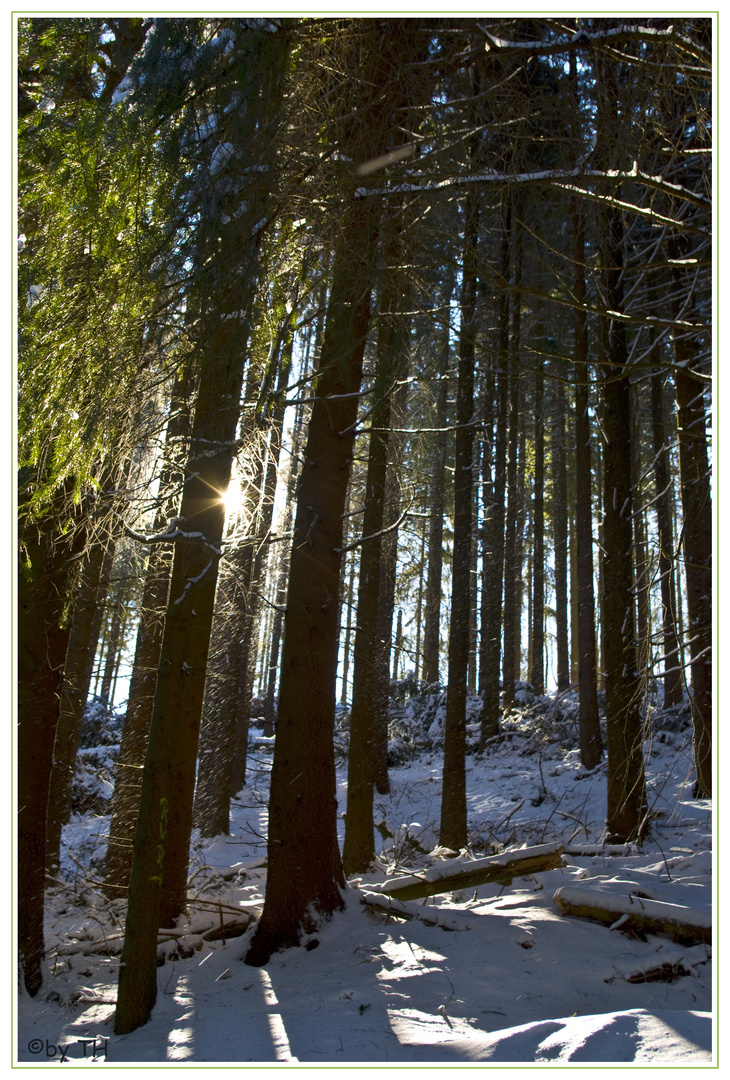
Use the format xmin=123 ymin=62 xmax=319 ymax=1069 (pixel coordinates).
xmin=477 ymin=22 xmax=710 ymax=68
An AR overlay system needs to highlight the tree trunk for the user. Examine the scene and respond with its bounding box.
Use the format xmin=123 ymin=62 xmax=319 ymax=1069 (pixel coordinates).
xmin=572 ymin=194 xmax=601 ymax=768
xmin=501 ymin=214 xmax=522 ymax=711
xmin=440 ymin=183 xmax=478 ymax=851
xmin=630 ymin=381 xmax=651 ymax=683
xmin=343 ymin=277 xmax=410 ymax=875
xmin=244 ymin=220 xmax=378 ymax=962
xmin=46 ymin=533 xmax=109 ymax=874
xmin=422 ymin=364 xmax=450 ymax=685
xmin=18 ymin=482 xmax=85 ymax=995
xmin=596 ymin=51 xmax=647 ymax=842
xmin=650 ymin=370 xmax=683 ymax=708
xmin=103 ymin=370 xmax=193 ymax=894
xmin=245 ymin=22 xmax=421 ymax=963
xmin=478 ymin=199 xmax=511 ymax=746
xmin=371 ymin=374 xmax=410 ymax=795
xmin=671 ymin=261 xmax=712 ymax=798
xmin=116 ymin=27 xmax=288 ymax=1029
xmin=99 ymin=581 xmax=125 ymax=704
xmin=530 ymin=360 xmax=545 ymax=694
xmin=551 ymin=360 xmax=571 ymax=694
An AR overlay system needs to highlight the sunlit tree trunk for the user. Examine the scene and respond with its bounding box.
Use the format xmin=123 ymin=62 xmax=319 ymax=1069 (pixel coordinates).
xmin=115 ymin=26 xmax=289 ymax=1033
xmin=103 ymin=372 xmax=193 ymax=893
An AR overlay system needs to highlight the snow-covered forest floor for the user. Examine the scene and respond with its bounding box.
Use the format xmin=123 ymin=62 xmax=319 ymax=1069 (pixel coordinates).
xmin=17 ymin=684 xmax=713 ymax=1065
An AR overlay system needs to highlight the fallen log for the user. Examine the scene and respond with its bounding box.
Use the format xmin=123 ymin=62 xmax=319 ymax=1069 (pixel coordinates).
xmin=366 ymin=842 xmax=564 ymax=902
xmin=53 ymin=910 xmax=256 ymax=957
xmin=359 ymin=891 xmax=472 ymax=930
xmin=553 ymin=885 xmax=711 ymax=944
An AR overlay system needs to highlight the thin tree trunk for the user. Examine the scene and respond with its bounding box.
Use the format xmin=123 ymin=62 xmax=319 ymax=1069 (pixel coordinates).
xmin=422 ymin=338 xmax=450 ymax=685
xmin=630 ymin=381 xmax=651 ymax=683
xmin=371 ymin=378 xmax=410 ymax=795
xmin=672 ymin=292 xmax=712 ymax=797
xmin=99 ymin=581 xmax=125 ymax=704
xmin=530 ymin=360 xmax=545 ymax=693
xmin=650 ymin=369 xmax=683 ymax=707
xmin=551 ymin=361 xmax=570 ymax=694
xmin=478 ymin=199 xmax=511 ymax=746
xmin=440 ymin=182 xmax=478 ymax=851
xmin=502 ymin=215 xmax=522 ymax=711
xmin=343 ymin=277 xmax=410 ymax=875
xmin=392 ymin=609 xmax=404 ymax=682
xmin=572 ymin=194 xmax=601 ymax=768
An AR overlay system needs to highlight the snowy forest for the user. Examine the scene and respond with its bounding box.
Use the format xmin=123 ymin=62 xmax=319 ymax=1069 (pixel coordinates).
xmin=17 ymin=16 xmax=713 ymax=1065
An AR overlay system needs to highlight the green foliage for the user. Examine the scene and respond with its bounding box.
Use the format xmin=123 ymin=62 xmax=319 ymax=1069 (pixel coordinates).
xmin=17 ymin=19 xmax=176 ymax=521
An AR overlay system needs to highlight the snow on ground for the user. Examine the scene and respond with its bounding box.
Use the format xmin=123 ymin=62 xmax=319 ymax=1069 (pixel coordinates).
xmin=16 ymin=690 xmax=714 ymax=1066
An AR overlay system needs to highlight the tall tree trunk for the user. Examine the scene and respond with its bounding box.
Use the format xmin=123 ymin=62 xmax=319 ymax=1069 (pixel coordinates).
xmin=501 ymin=214 xmax=522 ymax=711
xmin=115 ymin=26 xmax=288 ymax=1032
xmin=630 ymin=382 xmax=651 ymax=683
xmin=46 ymin=532 xmax=109 ymax=874
xmin=672 ymin=298 xmax=712 ymax=797
xmin=551 ymin=361 xmax=571 ymax=694
xmin=244 ymin=220 xmax=377 ymax=963
xmin=245 ymin=22 xmax=423 ymax=965
xmin=422 ymin=366 xmax=449 ymax=685
xmin=572 ymin=194 xmax=601 ymax=768
xmin=440 ymin=182 xmax=478 ymax=851
xmin=18 ymin=482 xmax=85 ymax=995
xmin=650 ymin=369 xmax=683 ymax=708
xmin=596 ymin=50 xmax=647 ymax=842
xmin=530 ymin=360 xmax=545 ymax=694
xmin=478 ymin=199 xmax=511 ymax=747
xmin=226 ymin=334 xmax=292 ymax=803
xmin=263 ymin=404 xmax=306 ymax=733
xmin=103 ymin=371 xmax=193 ymax=894
xmin=371 ymin=378 xmax=410 ymax=795
xmin=343 ymin=277 xmax=411 ymax=876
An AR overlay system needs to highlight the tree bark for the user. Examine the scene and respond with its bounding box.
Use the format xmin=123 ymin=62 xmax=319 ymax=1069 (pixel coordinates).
xmin=46 ymin=532 xmax=109 ymax=874
xmin=440 ymin=183 xmax=478 ymax=851
xmin=103 ymin=370 xmax=192 ymax=894
xmin=343 ymin=278 xmax=410 ymax=875
xmin=671 ymin=261 xmax=712 ymax=798
xmin=596 ymin=48 xmax=647 ymax=842
xmin=551 ymin=361 xmax=571 ymax=694
xmin=371 ymin=378 xmax=410 ymax=795
xmin=478 ymin=199 xmax=511 ymax=747
xmin=650 ymin=369 xmax=683 ymax=708
xmin=572 ymin=194 xmax=602 ymax=769
xmin=530 ymin=360 xmax=545 ymax=694
xmin=501 ymin=214 xmax=522 ymax=711
xmin=422 ymin=365 xmax=449 ymax=685
xmin=116 ymin=26 xmax=288 ymax=1032
xmin=18 ymin=482 xmax=85 ymax=995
